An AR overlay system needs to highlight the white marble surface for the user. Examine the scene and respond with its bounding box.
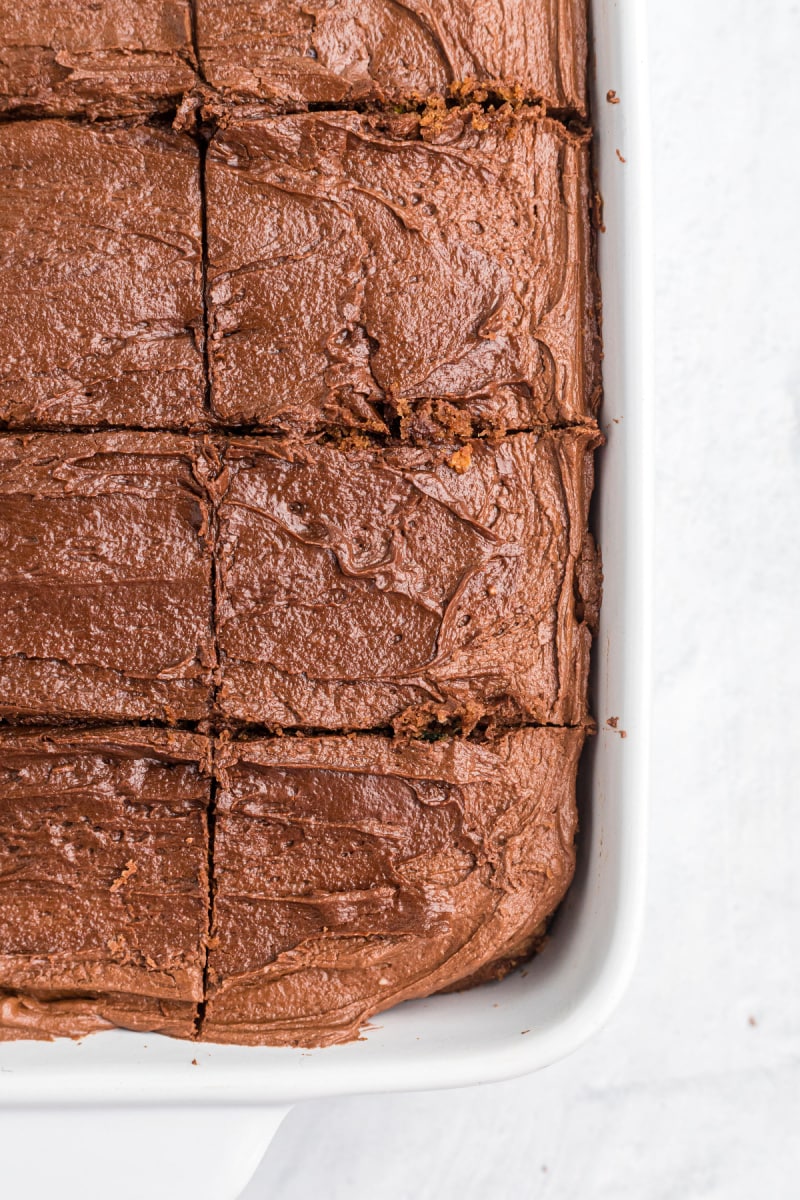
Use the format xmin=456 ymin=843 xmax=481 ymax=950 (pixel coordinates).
xmin=243 ymin=1 xmax=800 ymax=1195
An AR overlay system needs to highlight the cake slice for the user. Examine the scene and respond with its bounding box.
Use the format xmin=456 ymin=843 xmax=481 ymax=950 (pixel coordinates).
xmin=205 ymin=109 xmax=600 ymax=437
xmin=0 ymin=432 xmax=216 ymax=723
xmin=0 ymin=727 xmax=211 ymax=1041
xmin=215 ymin=429 xmax=600 ymax=732
xmin=0 ymin=121 xmax=205 ymax=429
xmin=195 ymin=0 xmax=588 ymax=116
xmin=0 ymin=0 xmax=197 ymax=118
xmin=201 ymin=726 xmax=582 ymax=1046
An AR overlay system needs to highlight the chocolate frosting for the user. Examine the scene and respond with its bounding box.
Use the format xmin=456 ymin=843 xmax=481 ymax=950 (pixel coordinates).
xmin=0 ymin=433 xmax=216 ymax=722
xmin=201 ymin=726 xmax=582 ymax=1046
xmin=206 ymin=109 xmax=599 ymax=436
xmin=0 ymin=1 xmax=198 ymax=118
xmin=0 ymin=121 xmax=205 ymax=429
xmin=196 ymin=0 xmax=588 ymax=116
xmin=0 ymin=4 xmax=600 ymax=1049
xmin=0 ymin=726 xmax=210 ymax=1041
xmin=215 ymin=430 xmax=601 ymax=731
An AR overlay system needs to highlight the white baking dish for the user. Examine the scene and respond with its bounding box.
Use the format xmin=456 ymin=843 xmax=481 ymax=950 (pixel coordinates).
xmin=0 ymin=3 xmax=652 ymax=1194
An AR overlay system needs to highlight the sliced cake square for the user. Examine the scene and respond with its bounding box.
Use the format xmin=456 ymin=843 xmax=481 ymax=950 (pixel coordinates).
xmin=0 ymin=1 xmax=197 ymax=118
xmin=215 ymin=429 xmax=600 ymax=731
xmin=201 ymin=727 xmax=583 ymax=1046
xmin=196 ymin=0 xmax=588 ymax=116
xmin=0 ymin=726 xmax=210 ymax=1041
xmin=0 ymin=433 xmax=216 ymax=723
xmin=205 ymin=110 xmax=599 ymax=437
xmin=0 ymin=121 xmax=205 ymax=428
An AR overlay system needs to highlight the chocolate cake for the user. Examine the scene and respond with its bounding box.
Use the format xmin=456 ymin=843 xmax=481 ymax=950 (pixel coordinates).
xmin=0 ymin=1 xmax=198 ymax=118
xmin=0 ymin=727 xmax=210 ymax=1040
xmin=0 ymin=121 xmax=205 ymax=429
xmin=201 ymin=727 xmax=582 ymax=1046
xmin=215 ymin=430 xmax=600 ymax=732
xmin=194 ymin=0 xmax=588 ymax=116
xmin=205 ymin=109 xmax=599 ymax=437
xmin=0 ymin=433 xmax=216 ymax=723
xmin=0 ymin=0 xmax=601 ymax=1048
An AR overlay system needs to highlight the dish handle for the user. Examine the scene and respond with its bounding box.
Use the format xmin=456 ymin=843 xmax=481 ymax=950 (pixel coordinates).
xmin=0 ymin=1104 xmax=291 ymax=1199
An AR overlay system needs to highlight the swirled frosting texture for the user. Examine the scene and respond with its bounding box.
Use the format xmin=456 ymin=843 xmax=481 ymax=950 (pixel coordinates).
xmin=0 ymin=121 xmax=205 ymax=428
xmin=0 ymin=1 xmax=197 ymax=118
xmin=206 ymin=110 xmax=599 ymax=437
xmin=216 ymin=430 xmax=600 ymax=731
xmin=201 ymin=727 xmax=582 ymax=1046
xmin=0 ymin=727 xmax=210 ymax=1041
xmin=0 ymin=433 xmax=216 ymax=722
xmin=196 ymin=0 xmax=587 ymax=115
